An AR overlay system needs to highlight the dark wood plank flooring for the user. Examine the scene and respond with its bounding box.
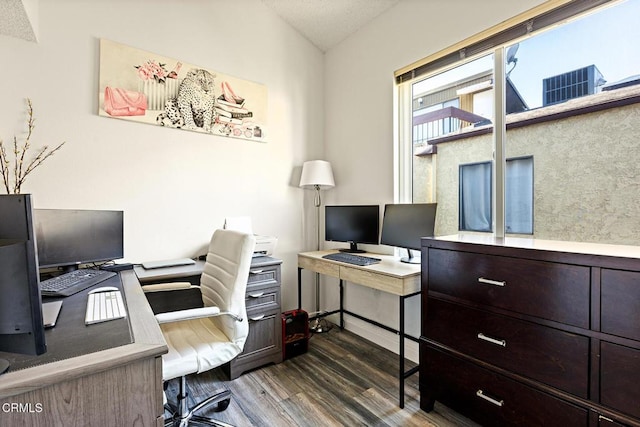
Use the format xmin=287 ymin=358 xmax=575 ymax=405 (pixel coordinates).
xmin=165 ymin=326 xmax=479 ymax=426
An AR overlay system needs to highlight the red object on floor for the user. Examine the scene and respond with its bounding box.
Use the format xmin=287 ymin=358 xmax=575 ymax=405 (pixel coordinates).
xmin=282 ymin=309 xmax=309 ymax=360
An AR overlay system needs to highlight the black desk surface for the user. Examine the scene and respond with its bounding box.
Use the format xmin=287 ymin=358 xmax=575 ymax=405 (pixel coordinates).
xmin=0 ymin=274 xmax=133 ymax=372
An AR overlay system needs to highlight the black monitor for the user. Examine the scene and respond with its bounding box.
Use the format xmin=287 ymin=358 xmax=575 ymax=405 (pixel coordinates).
xmin=325 ymin=205 xmax=379 ymax=253
xmin=380 ymin=203 xmax=437 ymax=264
xmin=34 ymin=209 xmax=124 ymax=272
xmin=0 ymin=195 xmax=46 ymax=373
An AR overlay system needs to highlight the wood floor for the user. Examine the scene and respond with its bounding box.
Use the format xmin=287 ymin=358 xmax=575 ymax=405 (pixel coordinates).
xmin=165 ymin=326 xmax=479 ymax=426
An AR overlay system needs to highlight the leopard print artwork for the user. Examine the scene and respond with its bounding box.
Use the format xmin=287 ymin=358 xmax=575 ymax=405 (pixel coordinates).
xmin=177 ymin=69 xmax=216 ymax=132
xmin=156 ymin=97 xmax=184 ymax=128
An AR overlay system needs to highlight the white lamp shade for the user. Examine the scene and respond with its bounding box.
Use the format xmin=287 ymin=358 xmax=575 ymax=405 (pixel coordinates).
xmin=299 ymin=160 xmax=335 ymax=189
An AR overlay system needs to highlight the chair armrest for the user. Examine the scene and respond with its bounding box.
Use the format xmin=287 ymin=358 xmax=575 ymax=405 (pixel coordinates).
xmin=155 ymin=306 xmax=221 ymax=324
xmin=143 ymin=283 xmax=203 ymax=315
xmin=141 ymin=282 xmax=197 ymax=293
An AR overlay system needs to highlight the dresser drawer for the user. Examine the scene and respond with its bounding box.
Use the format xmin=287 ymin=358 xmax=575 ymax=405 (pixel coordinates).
xmin=600 ymin=342 xmax=640 ymax=419
xmin=427 ymin=249 xmax=590 ymax=328
xmin=601 ymin=269 xmax=640 ymax=341
xmin=420 ymin=346 xmax=588 ymax=427
xmin=425 ymin=298 xmax=589 ymax=397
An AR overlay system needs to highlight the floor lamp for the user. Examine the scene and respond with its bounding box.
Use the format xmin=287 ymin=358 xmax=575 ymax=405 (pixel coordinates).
xmin=300 ymin=160 xmax=335 ymax=333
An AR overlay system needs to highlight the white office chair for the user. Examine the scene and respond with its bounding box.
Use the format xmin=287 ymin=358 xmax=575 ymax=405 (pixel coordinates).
xmin=146 ymin=229 xmax=256 ymax=427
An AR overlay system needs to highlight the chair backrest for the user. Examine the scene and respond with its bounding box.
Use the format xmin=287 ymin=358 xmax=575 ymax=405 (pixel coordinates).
xmin=200 ymin=229 xmax=255 ymax=349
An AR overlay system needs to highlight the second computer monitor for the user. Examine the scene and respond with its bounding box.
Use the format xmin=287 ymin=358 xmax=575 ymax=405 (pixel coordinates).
xmin=380 ymin=203 xmax=437 ymax=264
xmin=325 ymin=205 xmax=379 ymax=253
xmin=34 ymin=209 xmax=124 ymax=272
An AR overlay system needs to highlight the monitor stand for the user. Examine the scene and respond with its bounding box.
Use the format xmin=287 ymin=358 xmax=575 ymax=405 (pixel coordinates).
xmin=339 ymin=242 xmax=365 ymax=254
xmin=0 ymin=358 xmax=9 ymax=375
xmin=400 ymin=248 xmax=421 ymax=264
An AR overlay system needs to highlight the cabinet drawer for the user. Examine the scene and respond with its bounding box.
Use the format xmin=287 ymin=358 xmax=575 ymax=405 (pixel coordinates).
xmin=425 ymin=298 xmax=589 ymax=397
xmin=242 ymin=307 xmax=282 ymax=360
xmin=247 ymin=265 xmax=280 ymax=293
xmin=427 ymin=249 xmax=590 ymax=328
xmin=601 ymin=269 xmax=640 ymax=341
xmin=246 ymin=287 xmax=279 ymax=311
xmin=420 ymin=345 xmax=588 ymax=427
xmin=600 ymin=342 xmax=640 ymax=419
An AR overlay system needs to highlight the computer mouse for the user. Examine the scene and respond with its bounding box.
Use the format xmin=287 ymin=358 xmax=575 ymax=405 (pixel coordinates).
xmin=88 ymin=286 xmax=119 ymax=294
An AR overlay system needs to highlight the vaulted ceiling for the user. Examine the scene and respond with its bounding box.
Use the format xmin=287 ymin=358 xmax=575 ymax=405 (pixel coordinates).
xmin=0 ymin=0 xmax=401 ymax=52
xmin=0 ymin=0 xmax=37 ymax=42
xmin=260 ymin=0 xmax=401 ymax=51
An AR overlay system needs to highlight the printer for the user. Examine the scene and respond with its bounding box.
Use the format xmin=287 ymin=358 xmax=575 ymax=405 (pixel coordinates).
xmin=223 ymin=216 xmax=277 ymax=257
xmin=254 ymin=234 xmax=278 ymax=257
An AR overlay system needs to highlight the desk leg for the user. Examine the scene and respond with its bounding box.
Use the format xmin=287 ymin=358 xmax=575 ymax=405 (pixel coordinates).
xmin=297 ymin=267 xmax=302 ymax=310
xmin=399 ymin=295 xmax=405 ymax=409
xmin=339 ymin=279 xmax=345 ymax=329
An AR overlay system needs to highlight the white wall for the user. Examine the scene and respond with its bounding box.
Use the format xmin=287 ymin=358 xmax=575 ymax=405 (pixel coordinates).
xmin=0 ymin=0 xmax=324 ymax=312
xmin=1 ymin=0 xmax=553 ymax=362
xmin=322 ymin=0 xmax=547 ymax=361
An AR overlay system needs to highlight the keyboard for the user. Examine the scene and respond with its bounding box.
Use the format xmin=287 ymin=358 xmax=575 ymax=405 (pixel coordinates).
xmin=85 ymin=290 xmax=126 ymax=325
xmin=40 ymin=269 xmax=117 ymax=297
xmin=322 ymin=252 xmax=381 ymax=266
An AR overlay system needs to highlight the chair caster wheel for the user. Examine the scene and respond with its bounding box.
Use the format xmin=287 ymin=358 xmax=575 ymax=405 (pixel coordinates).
xmin=213 ymin=398 xmax=230 ymax=412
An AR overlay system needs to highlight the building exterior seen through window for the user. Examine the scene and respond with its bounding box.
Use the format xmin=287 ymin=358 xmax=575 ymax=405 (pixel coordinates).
xmin=407 ymin=0 xmax=640 ymax=245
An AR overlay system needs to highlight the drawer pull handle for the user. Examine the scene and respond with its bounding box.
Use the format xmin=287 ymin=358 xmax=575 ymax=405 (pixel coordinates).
xmin=249 ymin=314 xmax=266 ymax=321
xmin=476 ymin=390 xmax=504 ymax=407
xmin=249 ymin=292 xmax=265 ymax=298
xmin=477 ymin=333 xmax=506 ymax=347
xmin=478 ymin=277 xmax=506 ymax=287
xmin=249 ymin=269 xmax=264 ymax=275
xmin=598 ymin=415 xmax=615 ymax=423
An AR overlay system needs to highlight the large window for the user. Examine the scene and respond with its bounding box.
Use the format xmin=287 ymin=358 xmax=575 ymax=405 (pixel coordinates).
xmin=399 ymin=0 xmax=640 ymax=245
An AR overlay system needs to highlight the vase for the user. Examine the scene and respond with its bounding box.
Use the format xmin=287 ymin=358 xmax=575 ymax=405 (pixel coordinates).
xmin=139 ymin=78 xmax=179 ymax=110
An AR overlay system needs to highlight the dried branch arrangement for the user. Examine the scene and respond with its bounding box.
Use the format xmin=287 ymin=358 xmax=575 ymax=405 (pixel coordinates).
xmin=0 ymin=99 xmax=65 ymax=194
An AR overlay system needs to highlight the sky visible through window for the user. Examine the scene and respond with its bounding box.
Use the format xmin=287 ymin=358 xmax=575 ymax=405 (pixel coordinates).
xmin=413 ymin=0 xmax=640 ymax=110
xmin=509 ymin=0 xmax=640 ymax=109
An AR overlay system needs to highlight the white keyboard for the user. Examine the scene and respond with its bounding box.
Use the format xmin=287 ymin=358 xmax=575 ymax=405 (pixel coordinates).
xmin=85 ymin=290 xmax=127 ymax=325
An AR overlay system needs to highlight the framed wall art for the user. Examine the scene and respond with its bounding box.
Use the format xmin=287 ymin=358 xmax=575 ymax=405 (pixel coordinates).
xmin=98 ymin=39 xmax=267 ymax=142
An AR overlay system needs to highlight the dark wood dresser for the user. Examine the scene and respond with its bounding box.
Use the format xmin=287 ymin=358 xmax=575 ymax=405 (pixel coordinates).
xmin=420 ymin=235 xmax=640 ymax=426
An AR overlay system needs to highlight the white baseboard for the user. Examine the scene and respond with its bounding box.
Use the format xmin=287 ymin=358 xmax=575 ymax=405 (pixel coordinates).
xmin=325 ymin=313 xmax=419 ymax=363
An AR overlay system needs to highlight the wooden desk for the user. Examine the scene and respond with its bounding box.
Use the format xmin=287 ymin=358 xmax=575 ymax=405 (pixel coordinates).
xmin=297 ymin=250 xmax=421 ymax=408
xmin=0 ymin=271 xmax=167 ymax=426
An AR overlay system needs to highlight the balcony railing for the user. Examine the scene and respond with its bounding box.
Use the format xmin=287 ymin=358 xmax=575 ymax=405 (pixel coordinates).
xmin=413 ymin=106 xmax=488 ymax=145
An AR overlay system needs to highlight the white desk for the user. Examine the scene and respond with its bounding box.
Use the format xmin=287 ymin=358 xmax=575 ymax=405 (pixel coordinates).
xmin=297 ymin=250 xmax=421 ymax=408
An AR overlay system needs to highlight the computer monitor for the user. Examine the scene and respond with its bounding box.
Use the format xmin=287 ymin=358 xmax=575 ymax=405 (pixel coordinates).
xmin=325 ymin=205 xmax=379 ymax=253
xmin=380 ymin=203 xmax=437 ymax=264
xmin=0 ymin=195 xmax=46 ymax=373
xmin=34 ymin=209 xmax=124 ymax=272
